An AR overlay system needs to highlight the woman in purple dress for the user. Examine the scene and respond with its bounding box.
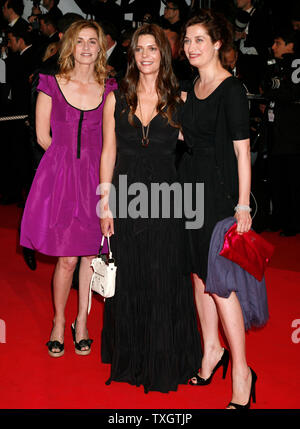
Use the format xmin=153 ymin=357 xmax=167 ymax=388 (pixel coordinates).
xmin=20 ymin=20 xmax=117 ymax=357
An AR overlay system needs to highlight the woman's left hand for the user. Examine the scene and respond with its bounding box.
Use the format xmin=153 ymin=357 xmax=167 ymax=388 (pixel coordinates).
xmin=234 ymin=210 xmax=252 ymax=234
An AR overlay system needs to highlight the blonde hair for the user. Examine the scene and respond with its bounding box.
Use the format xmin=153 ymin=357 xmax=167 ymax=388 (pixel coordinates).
xmin=58 ymin=20 xmax=107 ymax=86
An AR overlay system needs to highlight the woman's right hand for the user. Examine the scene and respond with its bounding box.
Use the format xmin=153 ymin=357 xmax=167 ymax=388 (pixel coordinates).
xmin=100 ymin=215 xmax=114 ymax=237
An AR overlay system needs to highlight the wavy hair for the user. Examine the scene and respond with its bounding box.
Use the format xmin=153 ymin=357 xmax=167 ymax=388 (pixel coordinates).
xmin=57 ymin=20 xmax=107 ymax=86
xmin=120 ymin=23 xmax=181 ymax=128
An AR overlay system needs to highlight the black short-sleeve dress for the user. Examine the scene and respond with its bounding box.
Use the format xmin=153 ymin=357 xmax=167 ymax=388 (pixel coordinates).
xmin=179 ymin=76 xmax=250 ymax=281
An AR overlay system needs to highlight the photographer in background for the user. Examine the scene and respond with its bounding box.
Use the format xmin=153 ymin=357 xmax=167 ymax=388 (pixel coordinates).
xmin=31 ymin=0 xmax=62 ymax=25
xmin=234 ymin=0 xmax=273 ymax=93
xmin=119 ymin=0 xmax=161 ymax=25
xmin=74 ymin=0 xmax=123 ymax=29
xmin=261 ymin=25 xmax=300 ymax=236
xmin=28 ymin=1 xmax=62 ymax=52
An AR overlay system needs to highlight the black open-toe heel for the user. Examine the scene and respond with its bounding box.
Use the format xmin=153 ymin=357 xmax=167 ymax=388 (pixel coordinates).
xmin=227 ymin=367 xmax=257 ymax=410
xmin=189 ymin=348 xmax=229 ymax=386
xmin=71 ymin=321 xmax=93 ymax=356
xmin=46 ymin=340 xmax=64 ymax=358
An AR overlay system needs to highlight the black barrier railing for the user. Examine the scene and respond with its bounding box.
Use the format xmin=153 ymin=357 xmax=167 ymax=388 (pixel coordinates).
xmin=0 ymin=94 xmax=299 ymax=123
xmin=247 ymin=93 xmax=300 ymax=103
xmin=0 ymin=115 xmax=28 ymax=122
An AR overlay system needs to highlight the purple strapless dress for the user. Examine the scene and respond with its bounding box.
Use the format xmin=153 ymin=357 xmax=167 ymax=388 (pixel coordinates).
xmin=20 ymin=74 xmax=117 ymax=256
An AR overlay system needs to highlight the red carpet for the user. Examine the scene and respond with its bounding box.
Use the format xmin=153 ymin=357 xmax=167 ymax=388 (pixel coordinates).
xmin=0 ymin=204 xmax=300 ymax=410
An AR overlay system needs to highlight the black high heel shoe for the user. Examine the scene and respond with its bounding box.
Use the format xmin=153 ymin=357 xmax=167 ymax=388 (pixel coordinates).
xmin=189 ymin=348 xmax=230 ymax=386
xmin=227 ymin=367 xmax=257 ymax=409
xmin=71 ymin=321 xmax=93 ymax=356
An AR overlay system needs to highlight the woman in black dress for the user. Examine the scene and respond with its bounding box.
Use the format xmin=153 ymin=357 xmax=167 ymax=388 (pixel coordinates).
xmin=180 ymin=10 xmax=255 ymax=408
xmin=99 ymin=23 xmax=202 ymax=393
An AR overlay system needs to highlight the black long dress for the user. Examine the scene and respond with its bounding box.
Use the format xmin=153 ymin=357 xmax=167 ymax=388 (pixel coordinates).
xmin=179 ymin=76 xmax=250 ymax=281
xmin=101 ymin=90 xmax=202 ymax=393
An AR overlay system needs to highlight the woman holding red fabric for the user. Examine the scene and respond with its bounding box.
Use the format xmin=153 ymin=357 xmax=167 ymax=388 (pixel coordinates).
xmin=179 ymin=9 xmax=259 ymax=409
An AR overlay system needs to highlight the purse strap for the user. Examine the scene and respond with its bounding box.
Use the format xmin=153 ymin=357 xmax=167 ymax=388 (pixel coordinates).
xmin=98 ymin=235 xmax=112 ymax=259
xmin=88 ymin=235 xmax=114 ymax=315
xmin=250 ymin=191 xmax=258 ymax=219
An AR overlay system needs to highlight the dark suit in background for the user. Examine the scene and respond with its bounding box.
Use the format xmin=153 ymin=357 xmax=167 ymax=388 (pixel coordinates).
xmin=0 ymin=21 xmax=35 ymax=204
xmin=107 ymin=43 xmax=127 ymax=81
xmin=236 ymin=6 xmax=274 ymax=93
xmin=47 ymin=5 xmax=63 ymax=25
xmin=120 ymin=0 xmax=161 ymax=22
xmin=4 ymin=17 xmax=30 ymax=106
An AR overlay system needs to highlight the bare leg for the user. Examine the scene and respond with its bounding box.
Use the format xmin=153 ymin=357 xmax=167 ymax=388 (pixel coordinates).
xmin=191 ymin=273 xmax=224 ymax=382
xmin=74 ymin=255 xmax=95 ymax=350
xmin=50 ymin=256 xmax=78 ymax=351
xmin=213 ymin=292 xmax=252 ymax=407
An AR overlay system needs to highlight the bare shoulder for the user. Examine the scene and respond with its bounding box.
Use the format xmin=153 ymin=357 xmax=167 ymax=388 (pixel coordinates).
xmin=105 ymin=90 xmax=116 ymax=105
xmin=104 ymin=90 xmax=117 ymax=111
xmin=37 ymin=90 xmax=52 ymax=104
xmin=103 ymin=91 xmax=117 ymax=122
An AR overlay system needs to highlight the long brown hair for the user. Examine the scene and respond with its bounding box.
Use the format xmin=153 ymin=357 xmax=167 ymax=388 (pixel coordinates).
xmin=57 ymin=20 xmax=107 ymax=86
xmin=120 ymin=23 xmax=181 ymax=128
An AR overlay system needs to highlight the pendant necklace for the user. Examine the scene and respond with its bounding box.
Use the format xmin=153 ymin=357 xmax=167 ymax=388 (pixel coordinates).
xmin=138 ymin=98 xmax=157 ymax=148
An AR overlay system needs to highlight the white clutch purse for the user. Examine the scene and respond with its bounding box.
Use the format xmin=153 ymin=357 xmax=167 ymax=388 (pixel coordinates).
xmin=88 ymin=235 xmax=117 ymax=314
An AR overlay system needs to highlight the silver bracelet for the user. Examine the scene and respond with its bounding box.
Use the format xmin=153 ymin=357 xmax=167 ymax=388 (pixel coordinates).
xmin=234 ymin=204 xmax=252 ymax=213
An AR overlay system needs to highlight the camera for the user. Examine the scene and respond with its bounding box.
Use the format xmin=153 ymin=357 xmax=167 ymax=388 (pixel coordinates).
xmin=267 ymin=77 xmax=281 ymax=90
xmin=260 ymin=75 xmax=282 ymax=92
xmin=0 ymin=31 xmax=8 ymax=49
xmin=260 ymin=56 xmax=282 ymax=92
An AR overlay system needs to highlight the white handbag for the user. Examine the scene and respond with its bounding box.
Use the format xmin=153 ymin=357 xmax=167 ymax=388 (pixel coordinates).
xmin=88 ymin=235 xmax=117 ymax=314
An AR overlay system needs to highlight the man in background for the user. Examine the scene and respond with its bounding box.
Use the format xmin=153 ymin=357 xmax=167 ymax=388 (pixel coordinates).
xmin=235 ymin=0 xmax=273 ymax=92
xmin=100 ymin=20 xmax=127 ymax=81
xmin=161 ymin=1 xmax=187 ymax=34
xmin=32 ymin=0 xmax=63 ymax=25
xmin=0 ymin=0 xmax=30 ymax=205
xmin=2 ymin=0 xmax=28 ymax=32
xmin=261 ymin=26 xmax=300 ymax=236
xmin=37 ymin=13 xmax=60 ymax=61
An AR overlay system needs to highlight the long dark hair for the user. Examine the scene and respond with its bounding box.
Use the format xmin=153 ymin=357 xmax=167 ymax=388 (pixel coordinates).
xmin=120 ymin=23 xmax=181 ymax=128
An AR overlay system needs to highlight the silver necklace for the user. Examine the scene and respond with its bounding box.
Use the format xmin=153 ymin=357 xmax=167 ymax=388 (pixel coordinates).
xmin=138 ymin=98 xmax=157 ymax=148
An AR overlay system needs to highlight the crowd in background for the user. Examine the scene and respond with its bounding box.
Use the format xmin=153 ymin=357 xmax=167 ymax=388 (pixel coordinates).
xmin=0 ymin=0 xmax=300 ymax=237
